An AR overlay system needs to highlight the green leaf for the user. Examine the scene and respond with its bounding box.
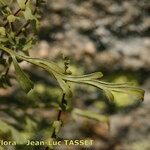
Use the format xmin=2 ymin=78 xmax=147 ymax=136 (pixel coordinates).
xmin=53 ymin=73 xmax=72 ymax=98
xmin=0 ymin=45 xmax=145 ymax=102
xmin=17 ymin=0 xmax=28 ymax=10
xmin=0 ymin=120 xmax=25 ymax=144
xmin=23 ymin=7 xmax=39 ymax=30
xmin=103 ymin=89 xmax=114 ymax=102
xmin=110 ymin=85 xmax=145 ymax=101
xmin=52 ymin=121 xmax=62 ymax=135
xmin=0 ymin=28 xmax=7 ymax=43
xmin=72 ymin=108 xmax=109 ymax=122
xmin=0 ymin=37 xmax=8 ymax=42
xmin=11 ymin=56 xmax=34 ymax=93
xmin=64 ymin=72 xmax=103 ymax=81
xmin=0 ymin=45 xmax=64 ymax=74
xmin=7 ymin=32 xmax=15 ymax=45
xmin=0 ymin=27 xmax=6 ymax=36
xmin=22 ymin=38 xmax=36 ymax=51
xmin=0 ymin=120 xmax=13 ymax=132
xmin=23 ymin=7 xmax=35 ymax=20
xmin=63 ymin=77 xmax=145 ymax=101
xmin=7 ymin=15 xmax=18 ymax=23
xmin=25 ymin=117 xmax=37 ymax=132
xmin=23 ymin=6 xmax=40 ymax=29
xmin=96 ymin=80 xmax=145 ymax=101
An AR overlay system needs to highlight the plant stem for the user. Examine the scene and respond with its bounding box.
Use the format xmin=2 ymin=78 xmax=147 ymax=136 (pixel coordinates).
xmin=16 ymin=21 xmax=30 ymax=36
xmin=4 ymin=0 xmax=29 ymax=27
xmin=44 ymin=93 xmax=66 ymax=150
xmin=4 ymin=63 xmax=11 ymax=76
xmin=16 ymin=0 xmax=38 ymax=36
xmin=1 ymin=0 xmax=30 ymax=58
xmin=51 ymin=93 xmax=65 ymax=138
xmin=57 ymin=93 xmax=66 ymax=120
xmin=45 ymin=61 xmax=69 ymax=150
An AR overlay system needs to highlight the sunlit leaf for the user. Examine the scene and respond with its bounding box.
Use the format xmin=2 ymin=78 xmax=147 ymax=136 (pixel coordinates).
xmin=25 ymin=117 xmax=37 ymax=132
xmin=7 ymin=15 xmax=18 ymax=23
xmin=17 ymin=0 xmax=28 ymax=10
xmin=23 ymin=7 xmax=39 ymax=30
xmin=23 ymin=7 xmax=35 ymax=20
xmin=0 ymin=27 xmax=6 ymax=36
xmin=0 ymin=120 xmax=11 ymax=132
xmin=0 ymin=45 xmax=145 ymax=102
xmin=0 ymin=120 xmax=25 ymax=144
xmin=0 ymin=27 xmax=7 ymax=42
xmin=64 ymin=78 xmax=145 ymax=101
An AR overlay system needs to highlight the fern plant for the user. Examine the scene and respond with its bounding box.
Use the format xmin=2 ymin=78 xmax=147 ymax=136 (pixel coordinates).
xmin=0 ymin=0 xmax=145 ymax=149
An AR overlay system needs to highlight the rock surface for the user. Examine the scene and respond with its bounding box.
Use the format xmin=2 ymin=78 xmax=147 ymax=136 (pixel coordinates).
xmin=36 ymin=1 xmax=150 ymax=149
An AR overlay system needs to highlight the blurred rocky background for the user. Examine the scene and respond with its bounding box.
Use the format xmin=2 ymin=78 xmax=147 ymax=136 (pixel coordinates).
xmin=0 ymin=0 xmax=150 ymax=150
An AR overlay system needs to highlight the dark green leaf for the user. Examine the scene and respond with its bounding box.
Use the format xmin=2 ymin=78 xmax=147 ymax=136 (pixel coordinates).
xmin=0 ymin=74 xmax=11 ymax=88
xmin=103 ymin=89 xmax=114 ymax=102
xmin=11 ymin=56 xmax=34 ymax=93
xmin=0 ymin=120 xmax=26 ymax=144
xmin=36 ymin=0 xmax=46 ymax=6
xmin=0 ymin=45 xmax=145 ymax=101
xmin=0 ymin=58 xmax=6 ymax=65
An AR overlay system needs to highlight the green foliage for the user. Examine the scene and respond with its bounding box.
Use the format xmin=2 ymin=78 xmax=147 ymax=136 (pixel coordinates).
xmin=0 ymin=45 xmax=145 ymax=102
xmin=12 ymin=55 xmax=34 ymax=93
xmin=52 ymin=121 xmax=62 ymax=136
xmin=0 ymin=0 xmax=145 ymax=149
xmin=7 ymin=15 xmax=18 ymax=23
xmin=17 ymin=0 xmax=28 ymax=10
xmin=0 ymin=120 xmax=26 ymax=144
